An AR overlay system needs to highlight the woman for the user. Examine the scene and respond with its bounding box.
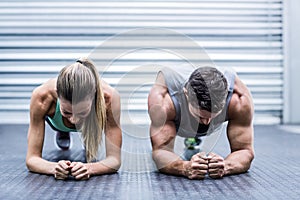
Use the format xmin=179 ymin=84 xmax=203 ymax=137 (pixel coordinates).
xmin=26 ymin=58 xmax=122 ymax=180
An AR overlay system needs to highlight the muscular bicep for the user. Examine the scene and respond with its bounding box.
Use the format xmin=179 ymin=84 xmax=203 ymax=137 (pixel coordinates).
xmin=148 ymin=73 xmax=178 ymax=155
xmin=104 ymin=90 xmax=122 ymax=158
xmin=148 ymin=87 xmax=171 ymax=150
xmin=104 ymin=125 xmax=122 ymax=162
xmin=27 ymin=118 xmax=45 ymax=158
xmin=227 ymin=122 xmax=253 ymax=153
xmin=105 ymin=90 xmax=121 ymax=129
xmin=227 ymin=91 xmax=254 ymax=153
xmin=27 ymin=89 xmax=49 ymax=158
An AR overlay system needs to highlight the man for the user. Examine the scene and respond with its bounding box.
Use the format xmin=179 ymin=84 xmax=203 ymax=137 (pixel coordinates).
xmin=148 ymin=66 xmax=254 ymax=179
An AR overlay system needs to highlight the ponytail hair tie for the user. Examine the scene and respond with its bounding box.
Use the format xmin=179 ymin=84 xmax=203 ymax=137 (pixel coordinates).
xmin=76 ymin=59 xmax=83 ymax=64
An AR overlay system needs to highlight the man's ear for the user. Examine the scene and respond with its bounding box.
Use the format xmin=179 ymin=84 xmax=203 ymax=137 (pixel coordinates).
xmin=183 ymin=87 xmax=187 ymax=94
xmin=183 ymin=87 xmax=189 ymax=100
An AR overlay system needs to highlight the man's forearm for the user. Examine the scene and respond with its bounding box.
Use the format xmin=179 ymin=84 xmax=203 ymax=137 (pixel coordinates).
xmin=224 ymin=149 xmax=254 ymax=175
xmin=153 ymin=149 xmax=189 ymax=177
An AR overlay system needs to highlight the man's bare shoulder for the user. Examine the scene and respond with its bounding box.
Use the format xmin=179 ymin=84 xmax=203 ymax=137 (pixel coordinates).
xmin=148 ymin=72 xmax=168 ymax=102
xmin=148 ymin=72 xmax=176 ymax=125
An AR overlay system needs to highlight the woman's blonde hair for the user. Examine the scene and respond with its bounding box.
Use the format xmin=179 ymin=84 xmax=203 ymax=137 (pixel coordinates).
xmin=56 ymin=57 xmax=106 ymax=162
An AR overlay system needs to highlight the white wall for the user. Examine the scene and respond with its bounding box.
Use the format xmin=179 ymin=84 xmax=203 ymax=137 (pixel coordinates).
xmin=284 ymin=0 xmax=300 ymax=124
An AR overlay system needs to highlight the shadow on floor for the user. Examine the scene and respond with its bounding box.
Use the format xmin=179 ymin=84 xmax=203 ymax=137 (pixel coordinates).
xmin=0 ymin=124 xmax=300 ymax=200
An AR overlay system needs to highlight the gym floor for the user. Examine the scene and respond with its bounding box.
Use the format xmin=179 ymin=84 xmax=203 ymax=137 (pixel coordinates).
xmin=0 ymin=124 xmax=299 ymax=200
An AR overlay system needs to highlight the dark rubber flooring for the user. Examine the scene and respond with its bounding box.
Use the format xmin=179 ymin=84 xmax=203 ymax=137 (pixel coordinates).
xmin=0 ymin=124 xmax=300 ymax=200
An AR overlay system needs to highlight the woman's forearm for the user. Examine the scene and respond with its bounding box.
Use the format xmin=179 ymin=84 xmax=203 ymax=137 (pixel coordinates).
xmin=26 ymin=156 xmax=57 ymax=175
xmin=87 ymin=156 xmax=121 ymax=175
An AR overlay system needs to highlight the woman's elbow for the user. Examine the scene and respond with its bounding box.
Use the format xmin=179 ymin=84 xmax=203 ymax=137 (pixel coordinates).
xmin=108 ymin=156 xmax=121 ymax=172
xmin=25 ymin=157 xmax=34 ymax=172
xmin=114 ymin=158 xmax=121 ymax=171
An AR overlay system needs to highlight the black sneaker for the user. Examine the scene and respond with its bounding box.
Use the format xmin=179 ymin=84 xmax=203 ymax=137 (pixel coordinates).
xmin=183 ymin=138 xmax=202 ymax=160
xmin=56 ymin=131 xmax=70 ymax=150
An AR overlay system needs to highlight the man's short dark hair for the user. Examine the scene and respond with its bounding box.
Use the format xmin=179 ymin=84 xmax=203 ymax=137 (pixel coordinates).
xmin=185 ymin=66 xmax=228 ymax=113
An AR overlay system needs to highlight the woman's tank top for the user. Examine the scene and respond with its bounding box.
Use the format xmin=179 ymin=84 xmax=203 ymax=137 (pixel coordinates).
xmin=46 ymin=99 xmax=77 ymax=132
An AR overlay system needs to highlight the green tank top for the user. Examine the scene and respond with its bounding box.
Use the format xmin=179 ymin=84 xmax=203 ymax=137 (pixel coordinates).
xmin=47 ymin=99 xmax=77 ymax=132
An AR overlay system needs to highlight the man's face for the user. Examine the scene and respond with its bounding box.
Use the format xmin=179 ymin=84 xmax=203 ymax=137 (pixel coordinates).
xmin=183 ymin=87 xmax=221 ymax=125
xmin=188 ymin=103 xmax=220 ymax=125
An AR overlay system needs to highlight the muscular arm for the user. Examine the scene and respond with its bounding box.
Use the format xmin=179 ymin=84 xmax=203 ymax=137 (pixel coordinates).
xmin=151 ymin=121 xmax=188 ymax=176
xmin=223 ymin=77 xmax=255 ymax=176
xmin=26 ymin=82 xmax=58 ymax=175
xmin=87 ymin=88 xmax=122 ymax=175
xmin=148 ymin=73 xmax=186 ymax=176
xmin=149 ymin=89 xmax=208 ymax=179
xmin=148 ymin=74 xmax=207 ymax=178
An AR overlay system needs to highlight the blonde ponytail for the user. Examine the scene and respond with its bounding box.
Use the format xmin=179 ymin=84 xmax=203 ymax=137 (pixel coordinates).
xmin=57 ymin=57 xmax=106 ymax=162
xmin=77 ymin=57 xmax=106 ymax=162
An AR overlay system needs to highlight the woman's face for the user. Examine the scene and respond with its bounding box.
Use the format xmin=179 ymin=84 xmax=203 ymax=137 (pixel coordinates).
xmin=59 ymin=98 xmax=92 ymax=125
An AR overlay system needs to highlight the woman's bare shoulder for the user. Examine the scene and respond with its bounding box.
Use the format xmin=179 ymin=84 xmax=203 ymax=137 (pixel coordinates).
xmin=30 ymin=79 xmax=57 ymax=116
xmin=101 ymin=80 xmax=119 ymax=104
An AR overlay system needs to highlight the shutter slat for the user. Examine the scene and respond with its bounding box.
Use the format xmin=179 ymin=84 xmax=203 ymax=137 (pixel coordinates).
xmin=0 ymin=0 xmax=283 ymax=125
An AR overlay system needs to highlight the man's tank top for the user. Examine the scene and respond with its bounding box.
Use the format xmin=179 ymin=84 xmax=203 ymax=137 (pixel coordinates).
xmin=160 ymin=66 xmax=236 ymax=138
xmin=46 ymin=99 xmax=77 ymax=132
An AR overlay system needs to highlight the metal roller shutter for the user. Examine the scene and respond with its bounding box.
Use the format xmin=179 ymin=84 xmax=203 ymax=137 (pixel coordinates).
xmin=0 ymin=0 xmax=283 ymax=124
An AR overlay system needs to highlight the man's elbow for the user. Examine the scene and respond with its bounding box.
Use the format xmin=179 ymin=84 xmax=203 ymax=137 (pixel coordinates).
xmin=250 ymin=149 xmax=255 ymax=161
xmin=152 ymin=150 xmax=160 ymax=165
xmin=152 ymin=154 xmax=167 ymax=173
xmin=244 ymin=149 xmax=255 ymax=172
xmin=152 ymin=150 xmax=166 ymax=172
